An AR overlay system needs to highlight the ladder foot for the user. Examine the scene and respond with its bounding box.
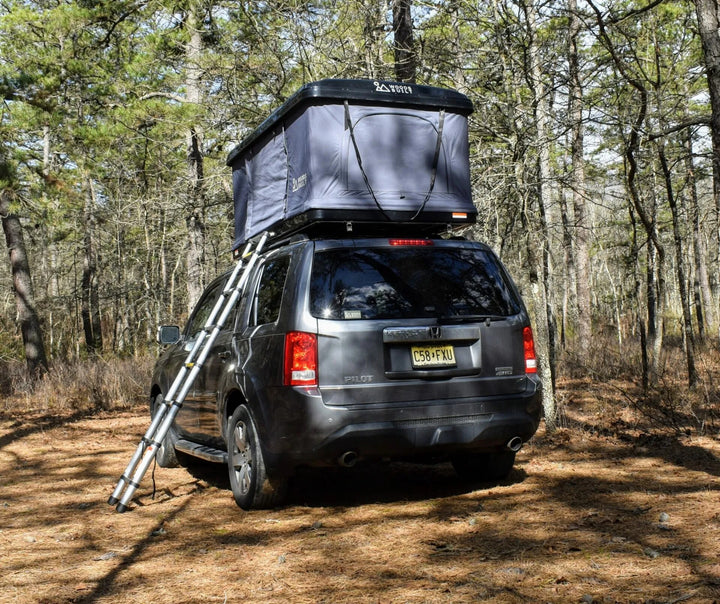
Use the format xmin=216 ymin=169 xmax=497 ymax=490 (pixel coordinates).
xmin=107 ymin=495 xmax=119 ymax=506
xmin=116 ymin=502 xmax=129 ymax=513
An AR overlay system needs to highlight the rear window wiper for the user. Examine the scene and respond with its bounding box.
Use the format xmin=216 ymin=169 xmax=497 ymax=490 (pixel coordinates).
xmin=436 ymin=314 xmax=508 ymax=324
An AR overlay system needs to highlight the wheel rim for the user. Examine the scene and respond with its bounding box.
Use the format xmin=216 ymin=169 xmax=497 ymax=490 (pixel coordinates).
xmin=230 ymin=420 xmax=253 ymax=495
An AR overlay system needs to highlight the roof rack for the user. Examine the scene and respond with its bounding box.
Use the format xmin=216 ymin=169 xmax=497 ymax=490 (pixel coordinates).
xmin=237 ymin=216 xmax=472 ymax=258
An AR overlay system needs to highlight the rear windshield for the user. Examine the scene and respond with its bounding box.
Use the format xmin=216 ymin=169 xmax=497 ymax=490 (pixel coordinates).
xmin=310 ymin=246 xmax=521 ymax=320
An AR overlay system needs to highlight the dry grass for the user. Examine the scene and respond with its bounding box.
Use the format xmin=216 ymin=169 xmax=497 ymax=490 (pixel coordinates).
xmin=0 ymin=356 xmax=154 ymax=413
xmin=0 ymin=337 xmax=719 ymax=603
xmin=559 ymin=335 xmax=720 ymax=438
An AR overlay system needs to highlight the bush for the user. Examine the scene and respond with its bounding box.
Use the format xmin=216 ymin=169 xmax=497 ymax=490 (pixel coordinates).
xmin=1 ymin=356 xmax=154 ymax=413
xmin=558 ymin=332 xmax=720 ymax=436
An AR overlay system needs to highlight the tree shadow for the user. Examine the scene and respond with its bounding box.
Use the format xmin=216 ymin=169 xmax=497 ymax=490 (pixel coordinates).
xmin=568 ymin=415 xmax=720 ymax=478
xmin=0 ymin=409 xmax=97 ymax=451
xmin=72 ymin=497 xmax=194 ymax=604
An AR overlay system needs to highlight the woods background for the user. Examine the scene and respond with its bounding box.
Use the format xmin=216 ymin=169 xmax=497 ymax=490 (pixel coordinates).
xmin=2 ymin=0 xmax=720 ymax=427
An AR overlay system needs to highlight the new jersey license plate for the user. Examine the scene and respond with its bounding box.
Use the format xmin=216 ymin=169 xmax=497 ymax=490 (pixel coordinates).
xmin=411 ymin=345 xmax=456 ymax=368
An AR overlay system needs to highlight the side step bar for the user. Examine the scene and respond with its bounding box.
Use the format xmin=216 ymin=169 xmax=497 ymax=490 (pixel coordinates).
xmin=175 ymin=439 xmax=227 ymax=464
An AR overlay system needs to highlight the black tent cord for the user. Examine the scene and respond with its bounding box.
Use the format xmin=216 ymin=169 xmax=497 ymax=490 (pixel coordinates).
xmin=411 ymin=107 xmax=445 ymax=221
xmin=344 ymin=101 xmax=445 ymax=223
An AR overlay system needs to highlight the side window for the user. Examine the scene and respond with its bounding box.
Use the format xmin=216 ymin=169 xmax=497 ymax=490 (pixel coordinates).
xmin=253 ymin=255 xmax=291 ymax=326
xmin=185 ymin=281 xmax=223 ymax=341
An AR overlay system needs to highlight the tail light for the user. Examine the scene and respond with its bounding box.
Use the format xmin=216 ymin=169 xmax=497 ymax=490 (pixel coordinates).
xmin=523 ymin=326 xmax=537 ymax=374
xmin=284 ymin=331 xmax=318 ymax=386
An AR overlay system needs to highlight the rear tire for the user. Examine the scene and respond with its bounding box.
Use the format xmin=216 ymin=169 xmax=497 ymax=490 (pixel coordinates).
xmin=150 ymin=393 xmax=182 ymax=468
xmin=451 ymin=450 xmax=516 ymax=482
xmin=226 ymin=405 xmax=287 ymax=510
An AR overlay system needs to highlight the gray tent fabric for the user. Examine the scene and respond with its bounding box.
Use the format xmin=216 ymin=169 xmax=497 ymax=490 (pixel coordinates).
xmin=228 ymin=80 xmax=476 ymax=248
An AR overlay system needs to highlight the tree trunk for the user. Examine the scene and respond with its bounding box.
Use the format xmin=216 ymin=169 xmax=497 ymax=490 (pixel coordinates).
xmin=525 ymin=0 xmax=556 ymax=431
xmin=693 ymin=0 xmax=720 ymax=298
xmin=658 ymin=144 xmax=699 ymax=387
xmin=629 ymin=206 xmax=649 ymax=391
xmin=559 ymin=191 xmax=575 ymax=349
xmin=568 ymin=0 xmax=592 ymax=353
xmin=646 ymin=193 xmax=665 ymax=381
xmin=81 ymin=178 xmax=103 ymax=355
xmin=392 ymin=0 xmax=416 ymax=82
xmin=0 ymin=182 xmax=48 ymax=376
xmin=185 ymin=2 xmax=206 ymax=313
xmin=41 ymin=125 xmax=57 ymax=357
xmin=627 ymin=89 xmax=665 ymax=383
xmin=685 ymin=128 xmax=715 ymax=339
xmin=363 ymin=0 xmax=387 ymax=79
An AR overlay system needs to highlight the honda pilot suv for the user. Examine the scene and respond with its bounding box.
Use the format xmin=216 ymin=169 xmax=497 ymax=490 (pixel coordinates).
xmin=151 ymin=234 xmax=542 ymax=509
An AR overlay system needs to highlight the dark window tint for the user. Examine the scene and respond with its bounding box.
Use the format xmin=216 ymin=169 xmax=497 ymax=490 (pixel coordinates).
xmin=310 ymin=246 xmax=520 ymax=320
xmin=254 ymin=255 xmax=291 ymax=325
xmin=186 ymin=279 xmax=225 ymax=338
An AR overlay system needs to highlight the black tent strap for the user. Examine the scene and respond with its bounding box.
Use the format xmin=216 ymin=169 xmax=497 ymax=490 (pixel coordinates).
xmin=411 ymin=107 xmax=445 ymax=221
xmin=344 ymin=100 xmax=392 ymax=221
xmin=343 ymin=101 xmax=446 ymax=223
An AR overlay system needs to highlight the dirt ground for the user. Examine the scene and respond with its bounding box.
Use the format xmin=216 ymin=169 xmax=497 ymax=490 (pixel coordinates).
xmin=1 ymin=377 xmax=719 ymax=604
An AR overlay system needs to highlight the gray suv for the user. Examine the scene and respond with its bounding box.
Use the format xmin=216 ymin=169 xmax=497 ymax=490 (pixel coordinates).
xmin=151 ymin=233 xmax=542 ymax=509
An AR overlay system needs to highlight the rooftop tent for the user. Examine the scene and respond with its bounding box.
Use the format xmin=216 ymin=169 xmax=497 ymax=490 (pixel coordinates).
xmin=226 ymin=79 xmax=476 ymax=249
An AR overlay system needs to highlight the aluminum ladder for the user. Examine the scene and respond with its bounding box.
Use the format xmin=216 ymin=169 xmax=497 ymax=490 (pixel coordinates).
xmin=108 ymin=231 xmax=269 ymax=512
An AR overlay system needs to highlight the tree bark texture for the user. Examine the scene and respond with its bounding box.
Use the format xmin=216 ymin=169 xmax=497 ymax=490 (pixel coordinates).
xmin=0 ymin=185 xmax=48 ymax=375
xmin=185 ymin=3 xmax=206 ymax=313
xmin=628 ymin=207 xmax=649 ymax=391
xmin=525 ymin=0 xmax=556 ymax=431
xmin=81 ymin=179 xmax=103 ymax=354
xmin=685 ymin=129 xmax=714 ymax=339
xmin=392 ymin=0 xmax=416 ymax=82
xmin=693 ymin=0 xmax=720 ymax=288
xmin=568 ymin=0 xmax=592 ymax=353
xmin=363 ymin=1 xmax=387 ymax=79
xmin=658 ymin=144 xmax=699 ymax=387
xmin=559 ymin=192 xmax=574 ymax=348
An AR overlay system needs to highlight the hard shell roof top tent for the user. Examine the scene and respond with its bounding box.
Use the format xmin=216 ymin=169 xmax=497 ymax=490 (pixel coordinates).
xmin=226 ymin=79 xmax=476 ymax=251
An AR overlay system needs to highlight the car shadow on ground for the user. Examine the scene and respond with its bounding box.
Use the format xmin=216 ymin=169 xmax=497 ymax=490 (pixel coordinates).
xmin=180 ymin=458 xmax=527 ymax=508
xmin=285 ymin=462 xmax=526 ymax=508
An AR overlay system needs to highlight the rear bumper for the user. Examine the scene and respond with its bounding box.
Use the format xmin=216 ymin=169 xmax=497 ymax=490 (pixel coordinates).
xmin=257 ymin=377 xmax=542 ymax=472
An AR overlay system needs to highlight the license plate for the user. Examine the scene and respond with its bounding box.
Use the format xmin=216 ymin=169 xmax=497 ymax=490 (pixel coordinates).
xmin=411 ymin=345 xmax=456 ymax=368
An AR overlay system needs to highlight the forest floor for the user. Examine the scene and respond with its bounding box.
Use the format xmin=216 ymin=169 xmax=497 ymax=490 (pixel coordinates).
xmin=1 ymin=372 xmax=719 ymax=603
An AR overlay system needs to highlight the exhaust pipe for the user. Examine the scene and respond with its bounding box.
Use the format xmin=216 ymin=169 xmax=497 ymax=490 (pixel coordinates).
xmin=506 ymin=437 xmax=523 ymax=452
xmin=338 ymin=451 xmax=359 ymax=467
